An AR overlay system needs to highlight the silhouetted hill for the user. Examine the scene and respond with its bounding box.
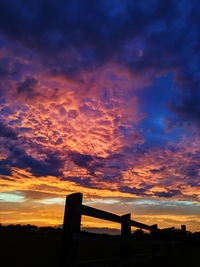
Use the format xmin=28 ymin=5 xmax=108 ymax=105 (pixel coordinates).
xmin=0 ymin=224 xmax=199 ymax=266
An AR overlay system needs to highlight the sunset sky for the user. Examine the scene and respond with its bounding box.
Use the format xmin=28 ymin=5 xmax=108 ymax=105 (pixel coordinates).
xmin=0 ymin=0 xmax=200 ymax=232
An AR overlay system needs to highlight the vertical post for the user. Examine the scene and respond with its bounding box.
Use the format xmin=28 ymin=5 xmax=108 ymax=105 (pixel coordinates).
xmin=151 ymin=224 xmax=158 ymax=230
xmin=181 ymin=225 xmax=186 ymax=234
xmin=60 ymin=193 xmax=83 ymax=267
xmin=150 ymin=224 xmax=158 ymax=239
xmin=121 ymin=213 xmax=131 ymax=258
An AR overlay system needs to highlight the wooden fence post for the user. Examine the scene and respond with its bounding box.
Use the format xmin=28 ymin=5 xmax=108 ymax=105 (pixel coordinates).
xmin=121 ymin=213 xmax=131 ymax=258
xmin=150 ymin=224 xmax=158 ymax=239
xmin=60 ymin=193 xmax=83 ymax=267
xmin=151 ymin=224 xmax=158 ymax=230
xmin=181 ymin=225 xmax=186 ymax=234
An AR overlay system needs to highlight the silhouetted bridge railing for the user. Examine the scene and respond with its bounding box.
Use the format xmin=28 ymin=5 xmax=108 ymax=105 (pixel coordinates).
xmin=60 ymin=193 xmax=186 ymax=266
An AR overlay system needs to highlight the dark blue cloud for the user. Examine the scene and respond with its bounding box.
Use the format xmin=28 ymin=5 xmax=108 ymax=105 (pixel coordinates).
xmin=0 ymin=159 xmax=12 ymax=176
xmin=0 ymin=160 xmax=12 ymax=176
xmin=119 ymin=186 xmax=150 ymax=196
xmin=0 ymin=106 xmax=14 ymax=116
xmin=4 ymin=145 xmax=64 ymax=177
xmin=150 ymin=167 xmax=166 ymax=174
xmin=16 ymin=76 xmax=38 ymax=99
xmin=16 ymin=154 xmax=63 ymax=177
xmin=70 ymin=152 xmax=93 ymax=168
xmin=0 ymin=0 xmax=198 ymax=130
xmin=0 ymin=59 xmax=9 ymax=78
xmin=154 ymin=190 xmax=182 ymax=198
xmin=0 ymin=122 xmax=18 ymax=139
xmin=61 ymin=176 xmax=98 ymax=189
xmin=0 ymin=0 xmax=191 ymax=76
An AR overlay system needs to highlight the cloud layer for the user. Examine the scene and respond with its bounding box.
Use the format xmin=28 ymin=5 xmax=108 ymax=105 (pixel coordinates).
xmin=0 ymin=0 xmax=200 ymax=231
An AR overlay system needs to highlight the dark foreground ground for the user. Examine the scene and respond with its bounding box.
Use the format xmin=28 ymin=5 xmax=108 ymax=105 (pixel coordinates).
xmin=1 ymin=225 xmax=200 ymax=267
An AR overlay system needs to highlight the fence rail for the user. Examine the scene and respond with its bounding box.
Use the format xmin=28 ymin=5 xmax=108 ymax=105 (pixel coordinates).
xmin=81 ymin=204 xmax=155 ymax=231
xmin=60 ymin=192 xmax=186 ymax=266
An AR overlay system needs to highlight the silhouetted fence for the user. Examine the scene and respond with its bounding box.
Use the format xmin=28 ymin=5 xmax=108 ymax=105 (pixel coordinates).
xmin=60 ymin=193 xmax=186 ymax=266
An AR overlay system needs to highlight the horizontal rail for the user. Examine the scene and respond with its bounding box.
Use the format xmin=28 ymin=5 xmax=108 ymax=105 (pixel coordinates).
xmin=130 ymin=220 xmax=151 ymax=230
xmin=82 ymin=205 xmax=122 ymax=223
xmin=82 ymin=204 xmax=153 ymax=231
xmin=61 ymin=193 xmax=186 ymax=266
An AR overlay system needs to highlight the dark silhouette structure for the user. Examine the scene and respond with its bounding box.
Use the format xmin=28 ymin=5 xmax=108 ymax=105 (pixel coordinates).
xmin=60 ymin=193 xmax=161 ymax=266
xmin=1 ymin=208 xmax=198 ymax=267
xmin=181 ymin=224 xmax=186 ymax=234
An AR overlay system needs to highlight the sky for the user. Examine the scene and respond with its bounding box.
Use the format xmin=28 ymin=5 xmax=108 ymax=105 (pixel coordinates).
xmin=0 ymin=0 xmax=200 ymax=232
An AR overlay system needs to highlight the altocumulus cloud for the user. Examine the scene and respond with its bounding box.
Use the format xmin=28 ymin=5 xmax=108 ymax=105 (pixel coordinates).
xmin=0 ymin=0 xmax=200 ymax=217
